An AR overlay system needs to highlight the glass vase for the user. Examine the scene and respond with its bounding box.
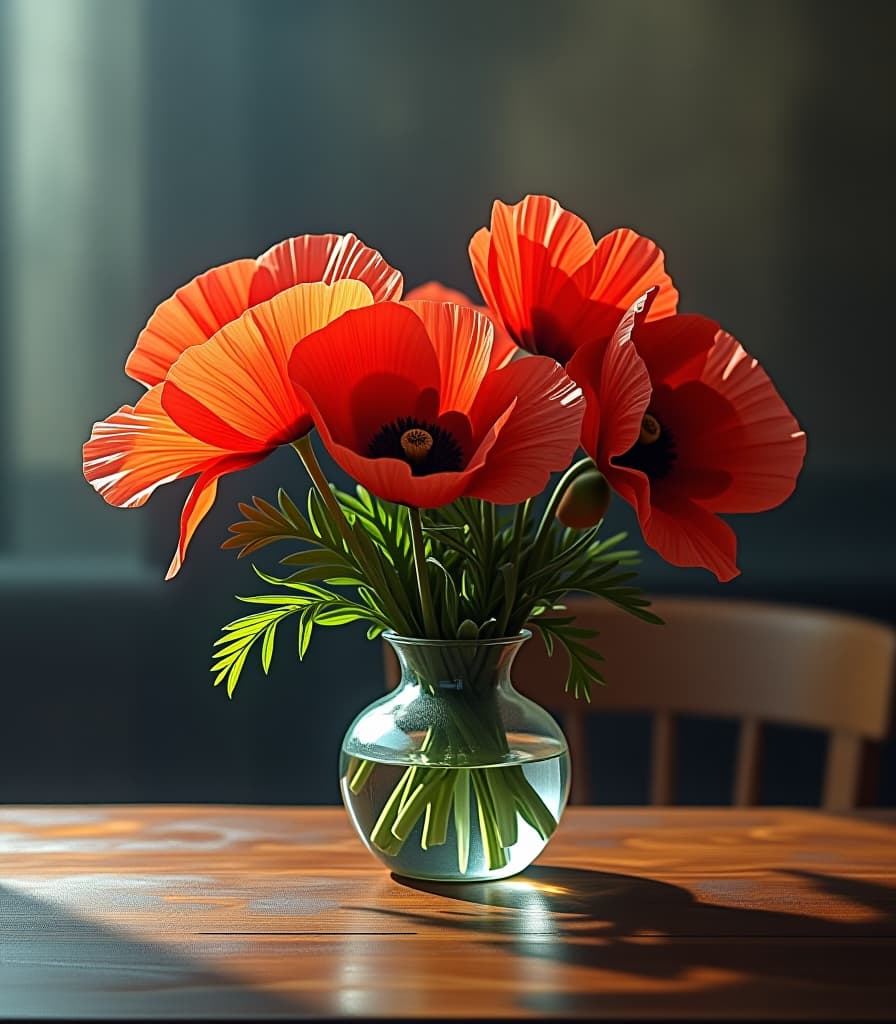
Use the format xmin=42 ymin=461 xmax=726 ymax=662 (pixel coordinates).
xmin=339 ymin=629 xmax=571 ymax=882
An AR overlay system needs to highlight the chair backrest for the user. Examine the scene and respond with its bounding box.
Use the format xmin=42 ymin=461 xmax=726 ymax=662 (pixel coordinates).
xmin=382 ymin=596 xmax=896 ymax=810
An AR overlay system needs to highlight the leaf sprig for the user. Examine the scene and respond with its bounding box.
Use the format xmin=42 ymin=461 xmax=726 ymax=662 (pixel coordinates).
xmin=212 ymin=461 xmax=661 ymax=699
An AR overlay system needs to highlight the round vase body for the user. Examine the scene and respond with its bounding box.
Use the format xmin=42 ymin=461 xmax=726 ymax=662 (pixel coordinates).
xmin=339 ymin=630 xmax=570 ymax=882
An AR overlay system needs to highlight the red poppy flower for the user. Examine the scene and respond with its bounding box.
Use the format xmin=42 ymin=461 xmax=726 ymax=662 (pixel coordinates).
xmin=84 ymin=280 xmax=375 ymax=578
xmin=469 ymin=194 xmax=679 ymax=365
xmin=125 ymin=233 xmax=403 ymax=388
xmin=567 ymin=304 xmax=807 ymax=581
xmin=404 ymin=280 xmax=517 ymax=368
xmin=287 ymin=299 xmax=584 ymax=508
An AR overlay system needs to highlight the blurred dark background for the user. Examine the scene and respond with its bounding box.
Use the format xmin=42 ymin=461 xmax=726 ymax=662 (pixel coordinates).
xmin=1 ymin=0 xmax=893 ymax=807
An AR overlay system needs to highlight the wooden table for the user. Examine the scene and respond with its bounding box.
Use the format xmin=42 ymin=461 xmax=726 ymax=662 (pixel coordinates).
xmin=1 ymin=806 xmax=894 ymax=1020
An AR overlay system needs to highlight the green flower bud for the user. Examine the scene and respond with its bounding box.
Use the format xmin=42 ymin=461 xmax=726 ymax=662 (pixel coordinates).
xmin=456 ymin=619 xmax=480 ymax=640
xmin=556 ymin=469 xmax=612 ymax=529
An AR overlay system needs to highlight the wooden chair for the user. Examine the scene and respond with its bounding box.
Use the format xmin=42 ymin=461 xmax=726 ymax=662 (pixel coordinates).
xmin=382 ymin=596 xmax=896 ymax=810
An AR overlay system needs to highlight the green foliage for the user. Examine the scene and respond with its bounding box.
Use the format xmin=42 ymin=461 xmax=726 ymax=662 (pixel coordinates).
xmin=212 ymin=464 xmax=661 ymax=699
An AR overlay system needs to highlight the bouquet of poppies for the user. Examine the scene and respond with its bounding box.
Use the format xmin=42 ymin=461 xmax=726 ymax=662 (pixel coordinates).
xmin=84 ymin=194 xmax=805 ymax=876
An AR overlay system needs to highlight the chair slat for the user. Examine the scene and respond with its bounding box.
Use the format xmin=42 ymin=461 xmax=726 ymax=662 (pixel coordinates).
xmin=823 ymin=732 xmax=863 ymax=810
xmin=650 ymin=712 xmax=676 ymax=805
xmin=563 ymin=711 xmax=590 ymax=804
xmin=733 ymin=717 xmax=762 ymax=806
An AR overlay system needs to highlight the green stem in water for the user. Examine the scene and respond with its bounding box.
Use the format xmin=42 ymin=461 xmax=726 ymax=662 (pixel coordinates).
xmin=408 ymin=506 xmax=439 ymax=638
xmin=453 ymin=769 xmax=471 ymax=873
xmin=347 ymin=756 xmax=376 ymax=795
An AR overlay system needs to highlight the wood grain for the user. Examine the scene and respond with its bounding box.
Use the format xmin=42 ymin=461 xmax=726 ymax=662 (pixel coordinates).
xmin=0 ymin=805 xmax=894 ymax=1019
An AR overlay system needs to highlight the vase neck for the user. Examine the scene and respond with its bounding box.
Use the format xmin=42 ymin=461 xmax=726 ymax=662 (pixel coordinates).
xmin=385 ymin=632 xmax=529 ymax=700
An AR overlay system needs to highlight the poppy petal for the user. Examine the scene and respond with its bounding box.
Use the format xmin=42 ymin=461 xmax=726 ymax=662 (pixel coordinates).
xmin=466 ymin=356 xmax=585 ymax=504
xmin=163 ymin=280 xmax=374 ymax=451
xmin=471 ymin=196 xmax=679 ymax=364
xmin=628 ymin=314 xmax=717 ymax=389
xmin=470 ymin=196 xmax=597 ymax=350
xmin=306 ymin=436 xmax=476 ymax=508
xmin=404 ymin=281 xmax=517 ymax=369
xmin=588 ymin=228 xmax=679 ymax=323
xmin=82 ymin=388 xmax=264 ymax=578
xmin=164 ymin=453 xmax=262 ymax=580
xmin=469 ymin=227 xmax=499 ymax=316
xmin=646 ymin=491 xmax=740 ymax=582
xmin=125 ymin=259 xmax=256 ymax=388
xmin=690 ymin=330 xmax=807 ymax=513
xmin=609 ymin=465 xmax=739 ymax=582
xmin=568 ymin=291 xmax=655 ymax=463
xmin=403 ymin=299 xmax=495 ymax=415
xmin=300 ymin=392 xmax=510 ymax=510
xmin=289 ymin=301 xmax=440 ymax=451
xmin=250 ymin=233 xmax=403 ymax=306
xmin=492 ymin=194 xmax=596 ymax=278
xmin=83 ymin=386 xmax=228 ymax=509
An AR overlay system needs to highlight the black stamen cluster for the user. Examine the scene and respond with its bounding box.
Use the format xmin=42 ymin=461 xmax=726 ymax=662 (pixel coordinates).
xmin=615 ymin=415 xmax=677 ymax=480
xmin=368 ymin=417 xmax=464 ymax=476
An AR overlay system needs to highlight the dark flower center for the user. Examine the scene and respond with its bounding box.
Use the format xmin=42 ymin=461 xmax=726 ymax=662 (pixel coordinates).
xmin=368 ymin=417 xmax=464 ymax=476
xmin=615 ymin=412 xmax=677 ymax=480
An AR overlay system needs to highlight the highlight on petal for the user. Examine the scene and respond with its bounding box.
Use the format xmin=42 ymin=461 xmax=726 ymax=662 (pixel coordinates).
xmin=83 ymin=386 xmax=229 ymax=509
xmin=567 ymin=290 xmax=655 ymax=464
xmin=466 ymin=355 xmax=585 ymax=505
xmin=588 ymin=228 xmax=679 ymax=323
xmin=404 ymin=281 xmax=516 ymax=369
xmin=125 ymin=259 xmax=256 ymax=388
xmin=403 ymin=300 xmax=495 ymax=414
xmin=82 ymin=387 xmax=269 ymax=579
xmin=689 ymin=329 xmax=807 ymax=513
xmin=163 ymin=279 xmax=374 ymax=451
xmin=125 ymin=232 xmax=401 ymax=390
xmin=250 ymin=232 xmax=403 ymax=306
xmin=487 ymin=194 xmax=596 ymax=285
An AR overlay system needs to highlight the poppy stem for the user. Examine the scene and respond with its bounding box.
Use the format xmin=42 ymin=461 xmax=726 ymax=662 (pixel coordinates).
xmin=525 ymin=456 xmax=594 ymax=566
xmin=291 ymin=436 xmax=419 ymax=636
xmin=497 ymin=499 xmax=530 ymax=637
xmin=408 ymin=506 xmax=439 ymax=638
xmin=290 ymin=436 xmax=355 ymax=547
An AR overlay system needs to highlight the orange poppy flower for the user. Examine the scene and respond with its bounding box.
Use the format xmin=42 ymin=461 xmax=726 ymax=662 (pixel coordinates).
xmin=567 ymin=305 xmax=807 ymax=581
xmin=469 ymin=194 xmax=679 ymax=365
xmin=287 ymin=299 xmax=584 ymax=508
xmin=125 ymin=233 xmax=403 ymax=388
xmin=404 ymin=280 xmax=517 ymax=368
xmin=84 ymin=280 xmax=375 ymax=578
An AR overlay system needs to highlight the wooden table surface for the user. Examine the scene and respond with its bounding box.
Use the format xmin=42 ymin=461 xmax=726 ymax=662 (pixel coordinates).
xmin=1 ymin=805 xmax=894 ymax=1020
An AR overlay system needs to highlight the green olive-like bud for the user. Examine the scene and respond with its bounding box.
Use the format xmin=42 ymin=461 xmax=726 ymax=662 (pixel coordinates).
xmin=556 ymin=469 xmax=612 ymax=529
xmin=456 ymin=619 xmax=480 ymax=641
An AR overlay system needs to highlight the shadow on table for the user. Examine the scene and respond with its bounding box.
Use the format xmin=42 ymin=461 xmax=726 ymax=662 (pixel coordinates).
xmin=0 ymin=884 xmax=302 ymax=1018
xmin=370 ymin=866 xmax=896 ymax=1017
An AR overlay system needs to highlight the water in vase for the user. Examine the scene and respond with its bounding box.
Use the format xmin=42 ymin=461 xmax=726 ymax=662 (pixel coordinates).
xmin=340 ymin=734 xmax=570 ymax=882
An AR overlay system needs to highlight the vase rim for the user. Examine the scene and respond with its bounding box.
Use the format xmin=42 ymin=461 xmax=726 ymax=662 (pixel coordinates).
xmin=382 ymin=628 xmax=532 ymax=648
